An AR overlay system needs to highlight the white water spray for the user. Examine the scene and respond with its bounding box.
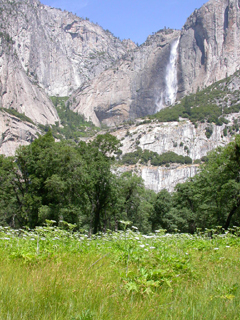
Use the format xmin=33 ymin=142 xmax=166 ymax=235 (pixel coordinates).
xmin=156 ymin=37 xmax=180 ymax=111
xmin=165 ymin=37 xmax=179 ymax=105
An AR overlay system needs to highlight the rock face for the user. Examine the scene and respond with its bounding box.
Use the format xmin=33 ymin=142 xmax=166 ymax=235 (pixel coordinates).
xmin=0 ymin=35 xmax=59 ymax=125
xmin=111 ymin=113 xmax=237 ymax=192
xmin=0 ymin=110 xmax=40 ymax=156
xmin=112 ymin=116 xmax=235 ymax=161
xmin=1 ymin=0 xmax=240 ymax=128
xmin=117 ymin=164 xmax=199 ymax=193
xmin=178 ymin=0 xmax=240 ymax=97
xmin=0 ymin=0 xmax=131 ymax=97
xmin=69 ymin=30 xmax=181 ymax=126
xmin=70 ymin=0 xmax=240 ymax=126
xmin=141 ymin=165 xmax=198 ymax=192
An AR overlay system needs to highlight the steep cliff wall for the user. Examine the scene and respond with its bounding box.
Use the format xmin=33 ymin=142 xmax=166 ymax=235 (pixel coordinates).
xmin=2 ymin=0 xmax=240 ymax=128
xmin=178 ymin=0 xmax=240 ymax=97
xmin=70 ymin=0 xmax=240 ymax=126
xmin=0 ymin=0 xmax=131 ymax=97
xmin=117 ymin=164 xmax=199 ymax=193
xmin=69 ymin=30 xmax=180 ymax=126
xmin=0 ymin=33 xmax=59 ymax=125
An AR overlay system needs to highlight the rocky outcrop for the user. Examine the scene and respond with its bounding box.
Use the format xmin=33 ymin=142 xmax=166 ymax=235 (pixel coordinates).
xmin=111 ymin=113 xmax=238 ymax=192
xmin=141 ymin=164 xmax=198 ymax=192
xmin=117 ymin=164 xmax=199 ymax=193
xmin=0 ymin=35 xmax=59 ymax=125
xmin=69 ymin=29 xmax=180 ymax=126
xmin=178 ymin=0 xmax=240 ymax=97
xmin=0 ymin=110 xmax=40 ymax=156
xmin=111 ymin=115 xmax=236 ymax=160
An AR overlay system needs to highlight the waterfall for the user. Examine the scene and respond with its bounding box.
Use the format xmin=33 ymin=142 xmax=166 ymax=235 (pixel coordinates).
xmin=165 ymin=37 xmax=180 ymax=106
xmin=156 ymin=37 xmax=180 ymax=111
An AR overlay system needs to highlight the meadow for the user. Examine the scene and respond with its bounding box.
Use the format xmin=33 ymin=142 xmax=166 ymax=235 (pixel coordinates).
xmin=0 ymin=223 xmax=239 ymax=320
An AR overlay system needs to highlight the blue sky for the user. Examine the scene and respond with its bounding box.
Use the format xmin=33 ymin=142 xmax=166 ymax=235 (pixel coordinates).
xmin=41 ymin=0 xmax=207 ymax=44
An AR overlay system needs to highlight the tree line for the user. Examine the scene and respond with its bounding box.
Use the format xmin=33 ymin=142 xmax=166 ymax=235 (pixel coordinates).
xmin=0 ymin=131 xmax=239 ymax=233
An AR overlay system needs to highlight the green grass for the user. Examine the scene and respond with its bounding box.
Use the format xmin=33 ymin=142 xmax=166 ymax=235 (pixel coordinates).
xmin=0 ymin=226 xmax=240 ymax=319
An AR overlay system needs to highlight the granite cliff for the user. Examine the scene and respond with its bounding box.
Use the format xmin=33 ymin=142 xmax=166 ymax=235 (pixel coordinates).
xmin=0 ymin=0 xmax=132 ymax=97
xmin=70 ymin=0 xmax=240 ymax=126
xmin=1 ymin=0 xmax=240 ymax=127
xmin=178 ymin=0 xmax=240 ymax=97
xmin=69 ymin=29 xmax=181 ymax=126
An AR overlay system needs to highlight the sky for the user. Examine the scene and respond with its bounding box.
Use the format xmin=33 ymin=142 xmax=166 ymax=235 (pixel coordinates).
xmin=41 ymin=0 xmax=207 ymax=45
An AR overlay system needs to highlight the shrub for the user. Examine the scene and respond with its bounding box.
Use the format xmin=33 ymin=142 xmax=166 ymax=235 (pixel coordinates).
xmin=205 ymin=126 xmax=213 ymax=139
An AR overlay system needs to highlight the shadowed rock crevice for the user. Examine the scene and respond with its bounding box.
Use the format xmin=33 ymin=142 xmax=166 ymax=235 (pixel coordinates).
xmin=224 ymin=5 xmax=229 ymax=31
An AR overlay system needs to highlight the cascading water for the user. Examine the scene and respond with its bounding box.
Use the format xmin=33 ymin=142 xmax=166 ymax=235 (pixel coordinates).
xmin=156 ymin=37 xmax=180 ymax=111
xmin=165 ymin=37 xmax=180 ymax=105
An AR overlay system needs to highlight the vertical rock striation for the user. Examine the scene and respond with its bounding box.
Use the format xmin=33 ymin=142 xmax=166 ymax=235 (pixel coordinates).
xmin=0 ymin=33 xmax=59 ymax=125
xmin=178 ymin=0 xmax=240 ymax=97
xmin=0 ymin=0 xmax=131 ymax=97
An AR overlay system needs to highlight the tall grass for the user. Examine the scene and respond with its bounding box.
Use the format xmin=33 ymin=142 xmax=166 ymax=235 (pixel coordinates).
xmin=0 ymin=226 xmax=239 ymax=319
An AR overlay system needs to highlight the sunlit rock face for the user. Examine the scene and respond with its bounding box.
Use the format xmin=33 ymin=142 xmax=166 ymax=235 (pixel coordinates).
xmin=0 ymin=111 xmax=40 ymax=157
xmin=0 ymin=0 xmax=132 ymax=128
xmin=112 ymin=113 xmax=237 ymax=192
xmin=2 ymin=0 xmax=240 ymax=129
xmin=0 ymin=0 xmax=131 ymax=97
xmin=70 ymin=0 xmax=240 ymax=127
xmin=178 ymin=0 xmax=240 ymax=97
xmin=112 ymin=116 xmax=235 ymax=161
xmin=0 ymin=35 xmax=59 ymax=125
xmin=117 ymin=164 xmax=199 ymax=193
xmin=69 ymin=30 xmax=181 ymax=126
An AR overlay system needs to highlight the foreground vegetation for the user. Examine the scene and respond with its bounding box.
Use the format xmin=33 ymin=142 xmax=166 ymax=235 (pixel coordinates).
xmin=0 ymin=225 xmax=239 ymax=319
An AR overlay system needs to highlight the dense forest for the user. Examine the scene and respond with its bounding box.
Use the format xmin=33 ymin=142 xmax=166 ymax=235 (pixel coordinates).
xmin=0 ymin=131 xmax=239 ymax=234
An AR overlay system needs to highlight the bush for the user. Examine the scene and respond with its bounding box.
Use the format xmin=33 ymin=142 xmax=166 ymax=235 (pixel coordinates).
xmin=205 ymin=126 xmax=213 ymax=139
xmin=120 ymin=148 xmax=192 ymax=166
xmin=194 ymin=159 xmax=201 ymax=164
